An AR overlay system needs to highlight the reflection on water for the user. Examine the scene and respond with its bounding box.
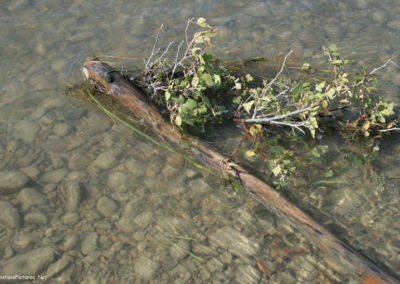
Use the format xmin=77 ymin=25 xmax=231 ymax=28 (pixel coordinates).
xmin=0 ymin=0 xmax=399 ymax=282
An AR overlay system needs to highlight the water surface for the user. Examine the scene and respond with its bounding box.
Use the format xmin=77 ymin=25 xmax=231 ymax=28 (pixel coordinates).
xmin=1 ymin=0 xmax=399 ymax=282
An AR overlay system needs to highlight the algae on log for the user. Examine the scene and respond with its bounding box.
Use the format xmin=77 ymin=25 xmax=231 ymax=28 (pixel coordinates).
xmin=82 ymin=58 xmax=397 ymax=283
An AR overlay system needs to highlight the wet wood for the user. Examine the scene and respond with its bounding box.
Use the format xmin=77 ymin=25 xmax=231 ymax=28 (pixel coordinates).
xmin=82 ymin=59 xmax=398 ymax=283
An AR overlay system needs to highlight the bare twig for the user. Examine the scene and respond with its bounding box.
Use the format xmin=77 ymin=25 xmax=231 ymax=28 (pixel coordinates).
xmin=369 ymin=58 xmax=399 ymax=75
xmin=379 ymin=127 xmax=400 ymax=133
xmin=145 ymin=24 xmax=164 ymax=70
xmin=171 ymin=40 xmax=185 ymax=78
xmin=356 ymin=58 xmax=399 ymax=87
xmin=245 ymin=104 xmax=317 ymax=124
xmin=261 ymin=50 xmax=293 ymax=98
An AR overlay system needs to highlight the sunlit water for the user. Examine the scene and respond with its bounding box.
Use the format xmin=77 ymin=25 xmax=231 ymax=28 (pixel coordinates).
xmin=1 ymin=0 xmax=399 ymax=282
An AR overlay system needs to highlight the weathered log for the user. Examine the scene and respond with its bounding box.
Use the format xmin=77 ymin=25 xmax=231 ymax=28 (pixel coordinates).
xmin=82 ymin=59 xmax=398 ymax=283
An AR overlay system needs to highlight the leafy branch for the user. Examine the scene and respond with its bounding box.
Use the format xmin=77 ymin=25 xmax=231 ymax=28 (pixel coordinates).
xmin=136 ymin=18 xmax=398 ymax=187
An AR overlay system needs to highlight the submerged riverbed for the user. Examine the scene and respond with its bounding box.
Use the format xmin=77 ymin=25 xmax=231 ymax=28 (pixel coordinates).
xmin=1 ymin=0 xmax=399 ymax=282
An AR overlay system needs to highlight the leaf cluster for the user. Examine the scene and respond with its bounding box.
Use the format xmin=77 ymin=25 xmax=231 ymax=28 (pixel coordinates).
xmin=141 ymin=18 xmax=398 ymax=187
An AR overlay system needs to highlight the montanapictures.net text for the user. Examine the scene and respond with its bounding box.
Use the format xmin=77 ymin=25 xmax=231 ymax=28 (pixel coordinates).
xmin=0 ymin=274 xmax=48 ymax=280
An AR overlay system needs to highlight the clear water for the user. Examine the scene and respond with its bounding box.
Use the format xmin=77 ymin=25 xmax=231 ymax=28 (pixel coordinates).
xmin=1 ymin=0 xmax=399 ymax=282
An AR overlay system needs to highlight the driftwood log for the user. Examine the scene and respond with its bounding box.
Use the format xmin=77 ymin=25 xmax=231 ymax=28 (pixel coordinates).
xmin=82 ymin=59 xmax=398 ymax=283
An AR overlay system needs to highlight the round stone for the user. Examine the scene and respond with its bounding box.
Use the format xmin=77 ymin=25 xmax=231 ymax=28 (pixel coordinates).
xmin=96 ymin=196 xmax=119 ymax=217
xmin=13 ymin=120 xmax=40 ymax=143
xmin=2 ymin=246 xmax=55 ymax=276
xmin=0 ymin=171 xmax=29 ymax=194
xmin=16 ymin=188 xmax=47 ymax=208
xmin=0 ymin=200 xmax=21 ymax=228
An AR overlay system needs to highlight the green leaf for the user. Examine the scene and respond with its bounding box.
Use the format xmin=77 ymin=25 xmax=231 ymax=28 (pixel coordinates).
xmin=380 ymin=102 xmax=394 ymax=116
xmin=328 ymin=43 xmax=338 ymax=52
xmin=175 ymin=115 xmax=182 ymax=126
xmin=213 ymin=74 xmax=221 ymax=85
xmin=243 ymin=101 xmax=254 ymax=114
xmin=315 ymin=81 xmax=325 ymax=92
xmin=324 ymin=87 xmax=335 ymax=99
xmin=200 ymin=94 xmax=212 ymax=109
xmin=192 ymin=75 xmax=199 ymax=87
xmin=232 ymin=96 xmax=242 ymax=104
xmin=165 ymin=90 xmax=171 ymax=101
xmin=245 ymin=149 xmax=257 ymax=158
xmin=200 ymin=73 xmax=214 ymax=87
xmin=272 ymin=165 xmax=282 ymax=176
xmin=197 ymin=17 xmax=211 ymax=28
xmin=245 ymin=74 xmax=253 ymax=82
xmin=182 ymin=98 xmax=197 ymax=111
xmin=302 ymin=63 xmax=311 ymax=71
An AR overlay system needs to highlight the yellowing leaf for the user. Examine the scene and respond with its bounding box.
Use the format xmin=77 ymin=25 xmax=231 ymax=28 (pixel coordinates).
xmin=362 ymin=120 xmax=370 ymax=132
xmin=245 ymin=74 xmax=253 ymax=82
xmin=243 ymin=101 xmax=254 ymax=114
xmin=245 ymin=149 xmax=256 ymax=158
xmin=213 ymin=74 xmax=221 ymax=85
xmin=381 ymin=102 xmax=394 ymax=116
xmin=302 ymin=63 xmax=311 ymax=71
xmin=272 ymin=165 xmax=282 ymax=176
xmin=315 ymin=81 xmax=325 ymax=92
xmin=175 ymin=115 xmax=182 ymax=126
xmin=197 ymin=17 xmax=211 ymax=28
xmin=165 ymin=90 xmax=171 ymax=101
xmin=191 ymin=75 xmax=199 ymax=87
xmin=324 ymin=87 xmax=335 ymax=99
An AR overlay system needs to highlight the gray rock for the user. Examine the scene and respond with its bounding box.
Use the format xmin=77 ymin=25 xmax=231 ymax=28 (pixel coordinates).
xmin=107 ymin=171 xmax=128 ymax=190
xmin=24 ymin=211 xmax=48 ymax=225
xmin=387 ymin=20 xmax=400 ymax=30
xmin=81 ymin=232 xmax=98 ymax=255
xmin=13 ymin=120 xmax=40 ymax=143
xmin=2 ymin=246 xmax=55 ymax=276
xmin=96 ymin=196 xmax=119 ymax=217
xmin=91 ymin=149 xmax=122 ymax=170
xmin=53 ymin=122 xmax=71 ymax=136
xmin=134 ymin=211 xmax=154 ymax=227
xmin=0 ymin=171 xmax=29 ymax=194
xmin=169 ymin=240 xmax=191 ymax=262
xmin=46 ymin=254 xmax=72 ymax=278
xmin=206 ymin=257 xmax=224 ymax=273
xmin=234 ymin=264 xmax=261 ymax=284
xmin=51 ymin=58 xmax=68 ymax=73
xmin=134 ymin=255 xmax=159 ymax=279
xmin=63 ymin=233 xmax=80 ymax=251
xmin=84 ymin=251 xmax=101 ymax=265
xmin=0 ymin=200 xmax=21 ymax=228
xmin=16 ymin=187 xmax=47 ymax=208
xmin=192 ymin=243 xmax=218 ymax=257
xmin=62 ymin=212 xmax=80 ymax=225
xmin=64 ymin=182 xmax=81 ymax=212
xmin=208 ymin=226 xmax=259 ymax=259
xmin=41 ymin=168 xmax=68 ymax=184
xmin=116 ymin=201 xmax=139 ymax=233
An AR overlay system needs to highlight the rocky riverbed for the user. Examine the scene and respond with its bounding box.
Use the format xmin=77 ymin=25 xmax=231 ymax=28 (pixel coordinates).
xmin=1 ymin=0 xmax=399 ymax=282
xmin=0 ymin=96 xmax=366 ymax=283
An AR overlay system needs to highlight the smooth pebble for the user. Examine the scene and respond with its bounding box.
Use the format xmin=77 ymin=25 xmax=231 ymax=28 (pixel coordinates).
xmin=96 ymin=196 xmax=119 ymax=217
xmin=2 ymin=246 xmax=55 ymax=276
xmin=0 ymin=171 xmax=29 ymax=194
xmin=0 ymin=200 xmax=21 ymax=228
xmin=13 ymin=120 xmax=40 ymax=143
xmin=17 ymin=187 xmax=47 ymax=208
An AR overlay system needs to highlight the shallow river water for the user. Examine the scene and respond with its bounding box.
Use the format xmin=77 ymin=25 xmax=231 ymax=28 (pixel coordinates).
xmin=1 ymin=0 xmax=399 ymax=283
